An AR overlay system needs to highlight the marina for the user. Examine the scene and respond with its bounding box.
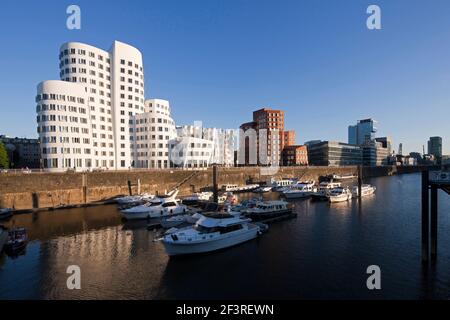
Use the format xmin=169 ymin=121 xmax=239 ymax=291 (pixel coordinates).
xmin=1 ymin=173 xmax=450 ymax=299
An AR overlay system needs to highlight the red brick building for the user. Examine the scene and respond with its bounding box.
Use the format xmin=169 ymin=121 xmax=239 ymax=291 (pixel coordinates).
xmin=282 ymin=145 xmax=308 ymax=166
xmin=239 ymin=108 xmax=299 ymax=166
xmin=283 ymin=130 xmax=296 ymax=147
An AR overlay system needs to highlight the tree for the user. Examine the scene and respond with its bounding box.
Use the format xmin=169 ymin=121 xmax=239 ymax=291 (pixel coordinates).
xmin=0 ymin=141 xmax=9 ymax=169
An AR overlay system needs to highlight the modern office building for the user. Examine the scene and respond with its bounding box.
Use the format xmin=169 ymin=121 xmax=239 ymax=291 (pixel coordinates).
xmin=362 ymin=141 xmax=389 ymax=166
xmin=282 ymin=145 xmax=308 ymax=166
xmin=348 ymin=118 xmax=378 ymax=145
xmin=428 ymin=136 xmax=443 ymax=163
xmin=0 ymin=135 xmax=40 ymax=168
xmin=375 ymin=137 xmax=393 ymax=155
xmin=307 ymin=141 xmax=363 ymax=166
xmin=37 ymin=41 xmax=145 ymax=172
xmin=131 ymin=99 xmax=177 ymax=169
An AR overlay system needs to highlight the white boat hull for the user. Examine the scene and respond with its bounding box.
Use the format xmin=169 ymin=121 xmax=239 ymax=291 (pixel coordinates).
xmin=162 ymin=227 xmax=258 ymax=256
xmin=120 ymin=211 xmax=150 ymax=220
xmin=328 ymin=194 xmax=352 ymax=203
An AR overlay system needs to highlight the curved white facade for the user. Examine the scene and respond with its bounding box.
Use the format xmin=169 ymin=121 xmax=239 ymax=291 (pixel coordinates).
xmin=36 ymin=80 xmax=92 ymax=171
xmin=38 ymin=41 xmax=145 ymax=171
xmin=132 ymin=99 xmax=176 ymax=168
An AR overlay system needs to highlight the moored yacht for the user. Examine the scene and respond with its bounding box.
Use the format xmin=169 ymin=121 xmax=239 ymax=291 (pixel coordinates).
xmin=311 ymin=181 xmax=342 ymax=201
xmin=120 ymin=190 xmax=187 ymax=220
xmin=328 ymin=187 xmax=352 ymax=203
xmin=161 ymin=213 xmax=203 ymax=228
xmin=253 ymin=186 xmax=272 ymax=193
xmin=160 ymin=213 xmax=261 ymax=256
xmin=182 ymin=192 xmax=213 ymax=205
xmin=115 ymin=193 xmax=154 ymax=206
xmin=283 ymin=181 xmax=316 ymax=199
xmin=0 ymin=208 xmax=13 ymax=220
xmin=332 ymin=173 xmax=356 ymax=180
xmin=352 ymin=184 xmax=376 ymax=197
xmin=268 ymin=178 xmax=297 ymax=191
xmin=243 ymin=200 xmax=292 ymax=221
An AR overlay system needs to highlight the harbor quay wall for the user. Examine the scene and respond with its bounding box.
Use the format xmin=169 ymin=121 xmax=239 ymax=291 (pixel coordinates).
xmin=0 ymin=165 xmax=432 ymax=211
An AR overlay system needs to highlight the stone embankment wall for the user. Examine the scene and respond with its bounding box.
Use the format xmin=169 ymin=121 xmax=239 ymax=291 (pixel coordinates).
xmin=0 ymin=165 xmax=432 ymax=210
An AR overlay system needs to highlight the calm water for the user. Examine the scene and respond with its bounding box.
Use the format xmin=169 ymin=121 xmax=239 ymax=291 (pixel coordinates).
xmin=1 ymin=173 xmax=450 ymax=300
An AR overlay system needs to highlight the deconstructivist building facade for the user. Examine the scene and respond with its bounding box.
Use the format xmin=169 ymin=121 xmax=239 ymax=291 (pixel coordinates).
xmin=36 ymin=41 xmax=237 ymax=172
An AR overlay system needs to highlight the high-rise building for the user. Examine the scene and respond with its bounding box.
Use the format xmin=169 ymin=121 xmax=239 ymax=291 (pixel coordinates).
xmin=37 ymin=41 xmax=145 ymax=172
xmin=131 ymin=99 xmax=177 ymax=169
xmin=348 ymin=118 xmax=377 ymax=145
xmin=239 ymin=108 xmax=287 ymax=166
xmin=253 ymin=108 xmax=285 ymax=166
xmin=362 ymin=141 xmax=389 ymax=166
xmin=283 ymin=130 xmax=296 ymax=147
xmin=428 ymin=136 xmax=443 ymax=163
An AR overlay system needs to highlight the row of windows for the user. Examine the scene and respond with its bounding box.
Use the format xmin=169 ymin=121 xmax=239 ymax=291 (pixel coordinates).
xmin=135 ymin=117 xmax=174 ymax=125
xmin=120 ymin=76 xmax=144 ymax=88
xmin=135 ymin=151 xmax=169 ymax=157
xmin=43 ymin=158 xmax=116 ymax=169
xmin=120 ymin=59 xmax=143 ymax=72
xmin=36 ymin=94 xmax=85 ymax=104
xmin=135 ymin=135 xmax=171 ymax=141
xmin=60 ymin=58 xmax=110 ymax=73
xmin=60 ymin=48 xmax=110 ymax=64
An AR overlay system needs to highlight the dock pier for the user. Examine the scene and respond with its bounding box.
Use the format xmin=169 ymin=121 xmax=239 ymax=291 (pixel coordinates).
xmin=421 ymin=170 xmax=450 ymax=263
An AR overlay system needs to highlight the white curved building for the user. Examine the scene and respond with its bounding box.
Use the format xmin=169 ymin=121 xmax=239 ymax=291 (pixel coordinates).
xmin=37 ymin=41 xmax=145 ymax=171
xmin=36 ymin=80 xmax=92 ymax=171
xmin=132 ymin=99 xmax=177 ymax=168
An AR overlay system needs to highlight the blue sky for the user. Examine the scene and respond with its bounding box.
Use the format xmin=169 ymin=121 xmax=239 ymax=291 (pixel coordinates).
xmin=0 ymin=0 xmax=449 ymax=154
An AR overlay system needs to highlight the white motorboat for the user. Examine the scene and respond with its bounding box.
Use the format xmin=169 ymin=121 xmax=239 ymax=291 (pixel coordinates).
xmin=332 ymin=174 xmax=356 ymax=180
xmin=0 ymin=208 xmax=13 ymax=220
xmin=182 ymin=192 xmax=213 ymax=205
xmin=115 ymin=193 xmax=154 ymax=205
xmin=253 ymin=186 xmax=272 ymax=193
xmin=311 ymin=182 xmax=342 ymax=201
xmin=352 ymin=184 xmax=376 ymax=197
xmin=221 ymin=184 xmax=259 ymax=192
xmin=328 ymin=187 xmax=352 ymax=203
xmin=160 ymin=213 xmax=261 ymax=256
xmin=211 ymin=192 xmax=237 ymax=204
xmin=243 ymin=200 xmax=292 ymax=221
xmin=120 ymin=191 xmax=187 ymax=220
xmin=283 ymin=181 xmax=317 ymax=199
xmin=268 ymin=178 xmax=297 ymax=191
